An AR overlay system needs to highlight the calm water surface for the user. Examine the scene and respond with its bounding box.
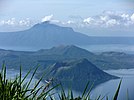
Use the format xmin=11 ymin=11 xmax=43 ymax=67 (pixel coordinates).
xmin=80 ymin=44 xmax=134 ymax=54
xmin=91 ymin=69 xmax=134 ymax=100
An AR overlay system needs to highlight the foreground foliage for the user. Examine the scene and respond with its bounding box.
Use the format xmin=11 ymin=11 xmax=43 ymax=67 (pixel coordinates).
xmin=0 ymin=64 xmax=122 ymax=100
xmin=0 ymin=64 xmax=59 ymax=100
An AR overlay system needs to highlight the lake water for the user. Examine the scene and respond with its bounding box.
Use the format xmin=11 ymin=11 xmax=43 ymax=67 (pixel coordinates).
xmin=5 ymin=69 xmax=45 ymax=89
xmin=79 ymin=44 xmax=134 ymax=54
xmin=91 ymin=69 xmax=134 ymax=100
xmin=5 ymin=68 xmax=134 ymax=100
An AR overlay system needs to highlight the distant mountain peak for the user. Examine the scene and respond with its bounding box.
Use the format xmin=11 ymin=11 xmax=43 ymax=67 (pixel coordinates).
xmin=73 ymin=58 xmax=95 ymax=68
xmin=51 ymin=45 xmax=79 ymax=50
xmin=32 ymin=22 xmax=56 ymax=28
xmin=0 ymin=22 xmax=92 ymax=49
xmin=31 ymin=22 xmax=74 ymax=32
xmin=47 ymin=58 xmax=118 ymax=91
xmin=66 ymin=45 xmax=80 ymax=49
xmin=79 ymin=58 xmax=89 ymax=63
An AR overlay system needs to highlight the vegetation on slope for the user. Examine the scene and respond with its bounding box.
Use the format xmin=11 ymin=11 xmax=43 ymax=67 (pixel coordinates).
xmin=42 ymin=58 xmax=118 ymax=92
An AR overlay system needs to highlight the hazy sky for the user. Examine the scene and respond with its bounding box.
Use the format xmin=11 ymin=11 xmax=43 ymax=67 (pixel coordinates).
xmin=0 ymin=0 xmax=134 ymax=36
xmin=0 ymin=0 xmax=133 ymax=19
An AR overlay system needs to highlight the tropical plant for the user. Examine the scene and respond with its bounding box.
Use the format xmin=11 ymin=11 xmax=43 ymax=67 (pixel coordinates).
xmin=0 ymin=64 xmax=58 ymax=100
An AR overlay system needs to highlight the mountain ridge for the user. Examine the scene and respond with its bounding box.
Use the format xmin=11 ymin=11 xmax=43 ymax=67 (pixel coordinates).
xmin=44 ymin=58 xmax=118 ymax=91
xmin=0 ymin=22 xmax=91 ymax=49
xmin=0 ymin=45 xmax=134 ymax=70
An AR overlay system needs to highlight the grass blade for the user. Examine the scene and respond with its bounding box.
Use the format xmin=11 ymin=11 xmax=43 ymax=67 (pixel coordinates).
xmin=113 ymin=79 xmax=122 ymax=100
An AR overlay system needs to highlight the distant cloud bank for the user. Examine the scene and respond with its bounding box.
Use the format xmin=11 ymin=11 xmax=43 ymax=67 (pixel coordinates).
xmin=0 ymin=18 xmax=31 ymax=27
xmin=0 ymin=11 xmax=134 ymax=29
xmin=82 ymin=11 xmax=134 ymax=27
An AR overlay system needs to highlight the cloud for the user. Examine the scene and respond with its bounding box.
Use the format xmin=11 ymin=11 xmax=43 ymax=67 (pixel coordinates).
xmin=0 ymin=18 xmax=31 ymax=27
xmin=0 ymin=18 xmax=16 ymax=26
xmin=42 ymin=11 xmax=134 ymax=29
xmin=83 ymin=11 xmax=134 ymax=27
xmin=83 ymin=17 xmax=94 ymax=24
xmin=131 ymin=14 xmax=134 ymax=22
xmin=0 ymin=11 xmax=134 ymax=30
xmin=19 ymin=18 xmax=31 ymax=26
xmin=41 ymin=15 xmax=53 ymax=22
xmin=67 ymin=20 xmax=75 ymax=24
xmin=51 ymin=19 xmax=60 ymax=23
xmin=106 ymin=19 xmax=120 ymax=27
xmin=121 ymin=14 xmax=129 ymax=20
